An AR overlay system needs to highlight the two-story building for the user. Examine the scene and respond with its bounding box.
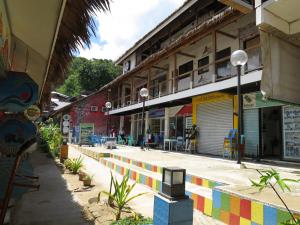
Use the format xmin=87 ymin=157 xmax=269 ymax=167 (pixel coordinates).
xmin=66 ymin=0 xmax=300 ymax=162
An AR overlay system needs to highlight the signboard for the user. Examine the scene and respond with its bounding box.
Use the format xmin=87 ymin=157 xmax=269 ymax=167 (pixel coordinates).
xmin=79 ymin=123 xmax=94 ymax=145
xmin=185 ymin=117 xmax=192 ymax=129
xmin=24 ymin=105 xmax=41 ymax=121
xmin=243 ymin=92 xmax=285 ymax=109
xmin=283 ymin=106 xmax=300 ymax=161
xmin=149 ymin=108 xmax=165 ymax=118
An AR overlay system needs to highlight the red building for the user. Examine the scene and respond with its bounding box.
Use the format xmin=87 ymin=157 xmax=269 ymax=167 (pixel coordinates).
xmin=52 ymin=90 xmax=119 ymax=142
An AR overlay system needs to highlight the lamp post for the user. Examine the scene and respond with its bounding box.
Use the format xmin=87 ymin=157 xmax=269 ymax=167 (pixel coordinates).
xmin=105 ymin=101 xmax=112 ymax=136
xmin=230 ymin=50 xmax=248 ymax=164
xmin=161 ymin=167 xmax=187 ymax=200
xmin=139 ymin=88 xmax=148 ymax=150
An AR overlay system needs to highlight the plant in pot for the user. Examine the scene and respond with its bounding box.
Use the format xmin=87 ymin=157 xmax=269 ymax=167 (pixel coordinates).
xmin=83 ymin=174 xmax=94 ymax=186
xmin=69 ymin=157 xmax=84 ymax=174
xmin=78 ymin=170 xmax=87 ymax=181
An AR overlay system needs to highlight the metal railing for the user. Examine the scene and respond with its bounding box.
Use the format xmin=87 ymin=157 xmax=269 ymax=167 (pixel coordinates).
xmin=111 ymin=45 xmax=262 ymax=109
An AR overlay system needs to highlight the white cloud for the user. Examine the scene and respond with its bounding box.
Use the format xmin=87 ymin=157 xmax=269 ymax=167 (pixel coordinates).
xmin=79 ymin=0 xmax=185 ymax=60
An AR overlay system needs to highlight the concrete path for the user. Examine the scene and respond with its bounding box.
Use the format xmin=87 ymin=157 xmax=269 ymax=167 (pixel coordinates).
xmin=69 ymin=146 xmax=224 ymax=225
xmin=74 ymin=144 xmax=300 ymax=212
xmin=12 ymin=151 xmax=90 ymax=225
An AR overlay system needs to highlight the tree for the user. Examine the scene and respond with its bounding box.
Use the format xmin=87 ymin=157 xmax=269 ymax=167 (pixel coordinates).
xmin=56 ymin=57 xmax=122 ymax=96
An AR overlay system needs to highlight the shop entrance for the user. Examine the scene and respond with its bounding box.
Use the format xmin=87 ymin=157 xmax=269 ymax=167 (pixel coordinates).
xmin=261 ymin=106 xmax=283 ymax=159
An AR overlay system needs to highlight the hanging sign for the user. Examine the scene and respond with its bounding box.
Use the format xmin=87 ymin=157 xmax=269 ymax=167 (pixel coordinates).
xmin=0 ymin=115 xmax=37 ymax=154
xmin=0 ymin=71 xmax=38 ymax=112
xmin=24 ymin=105 xmax=41 ymax=121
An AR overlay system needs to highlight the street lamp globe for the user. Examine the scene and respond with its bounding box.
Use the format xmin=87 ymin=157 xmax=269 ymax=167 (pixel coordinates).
xmin=105 ymin=101 xmax=112 ymax=109
xmin=140 ymin=88 xmax=149 ymax=98
xmin=230 ymin=50 xmax=248 ymax=67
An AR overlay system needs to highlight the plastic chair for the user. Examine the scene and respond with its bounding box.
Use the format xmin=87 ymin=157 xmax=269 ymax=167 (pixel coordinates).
xmin=117 ymin=135 xmax=125 ymax=145
xmin=175 ymin=136 xmax=184 ymax=151
xmin=127 ymin=136 xmax=136 ymax=146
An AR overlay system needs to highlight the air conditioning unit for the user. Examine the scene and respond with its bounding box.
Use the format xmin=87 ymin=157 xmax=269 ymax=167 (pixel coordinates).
xmin=90 ymin=106 xmax=98 ymax=112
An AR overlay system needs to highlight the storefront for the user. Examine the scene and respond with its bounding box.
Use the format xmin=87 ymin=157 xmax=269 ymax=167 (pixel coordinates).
xmin=192 ymin=93 xmax=235 ymax=156
xmin=148 ymin=108 xmax=165 ymax=137
xmin=243 ymin=92 xmax=300 ymax=162
xmin=168 ymin=104 xmax=192 ymax=139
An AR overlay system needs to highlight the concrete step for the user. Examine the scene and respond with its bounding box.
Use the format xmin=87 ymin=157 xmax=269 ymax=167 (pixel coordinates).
xmin=100 ymin=157 xmax=213 ymax=216
xmin=109 ymin=152 xmax=224 ymax=190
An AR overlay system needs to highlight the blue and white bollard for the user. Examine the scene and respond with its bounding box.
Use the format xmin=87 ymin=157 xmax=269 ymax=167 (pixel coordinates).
xmin=153 ymin=194 xmax=193 ymax=225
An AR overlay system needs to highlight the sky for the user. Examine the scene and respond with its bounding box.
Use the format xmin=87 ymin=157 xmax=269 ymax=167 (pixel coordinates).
xmin=78 ymin=0 xmax=186 ymax=61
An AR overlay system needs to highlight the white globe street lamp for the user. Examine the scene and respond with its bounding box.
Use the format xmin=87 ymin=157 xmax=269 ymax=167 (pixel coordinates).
xmin=140 ymin=88 xmax=148 ymax=150
xmin=140 ymin=88 xmax=149 ymax=98
xmin=230 ymin=50 xmax=248 ymax=67
xmin=105 ymin=101 xmax=112 ymax=136
xmin=105 ymin=101 xmax=112 ymax=109
xmin=231 ymin=50 xmax=248 ymax=165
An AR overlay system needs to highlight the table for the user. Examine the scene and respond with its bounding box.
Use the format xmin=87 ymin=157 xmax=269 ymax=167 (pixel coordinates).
xmin=164 ymin=139 xmax=177 ymax=151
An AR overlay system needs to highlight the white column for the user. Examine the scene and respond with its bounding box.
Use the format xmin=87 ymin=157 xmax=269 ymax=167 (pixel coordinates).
xmin=130 ymin=114 xmax=135 ymax=137
xmin=164 ymin=108 xmax=170 ymax=138
xmin=119 ymin=116 xmax=124 ymax=131
xmin=145 ymin=111 xmax=149 ymax=135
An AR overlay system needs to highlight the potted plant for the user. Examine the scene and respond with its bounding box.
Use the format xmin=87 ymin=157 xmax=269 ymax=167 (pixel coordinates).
xmin=83 ymin=174 xmax=94 ymax=186
xmin=78 ymin=170 xmax=87 ymax=181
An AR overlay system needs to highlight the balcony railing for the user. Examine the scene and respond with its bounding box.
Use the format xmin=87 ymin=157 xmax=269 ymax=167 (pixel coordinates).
xmin=110 ymin=45 xmax=262 ymax=110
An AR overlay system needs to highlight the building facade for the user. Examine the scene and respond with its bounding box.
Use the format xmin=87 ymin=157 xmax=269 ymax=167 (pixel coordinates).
xmin=57 ymin=0 xmax=300 ymax=162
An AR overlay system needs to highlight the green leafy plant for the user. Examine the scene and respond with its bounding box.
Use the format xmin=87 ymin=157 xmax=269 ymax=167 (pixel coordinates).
xmin=64 ymin=159 xmax=72 ymax=170
xmin=110 ymin=216 xmax=152 ymax=225
xmin=98 ymin=171 xmax=146 ymax=221
xmin=68 ymin=157 xmax=84 ymax=174
xmin=39 ymin=118 xmax=62 ymax=158
xmin=250 ymin=169 xmax=300 ymax=225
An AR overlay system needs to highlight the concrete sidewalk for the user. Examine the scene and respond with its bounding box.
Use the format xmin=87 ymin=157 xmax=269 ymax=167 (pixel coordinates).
xmin=12 ymin=151 xmax=90 ymax=225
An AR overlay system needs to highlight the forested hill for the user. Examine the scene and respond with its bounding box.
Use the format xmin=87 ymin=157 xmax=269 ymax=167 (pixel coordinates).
xmin=56 ymin=57 xmax=122 ymax=97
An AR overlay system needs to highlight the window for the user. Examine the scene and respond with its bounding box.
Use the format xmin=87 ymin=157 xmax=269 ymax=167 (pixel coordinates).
xmin=151 ymin=75 xmax=166 ymax=98
xmin=198 ymin=56 xmax=209 ymax=75
xmin=179 ymin=60 xmax=193 ymax=75
xmin=216 ymin=47 xmax=231 ymax=79
xmin=244 ymin=36 xmax=261 ymax=72
xmin=124 ymin=60 xmax=131 ymax=72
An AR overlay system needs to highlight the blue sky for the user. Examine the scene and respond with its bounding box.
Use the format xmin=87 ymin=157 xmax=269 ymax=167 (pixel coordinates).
xmin=79 ymin=0 xmax=185 ymax=60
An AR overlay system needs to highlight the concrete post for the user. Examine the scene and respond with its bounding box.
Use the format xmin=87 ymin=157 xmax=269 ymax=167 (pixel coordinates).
xmin=164 ymin=108 xmax=169 ymax=138
xmin=119 ymin=116 xmax=124 ymax=131
xmin=153 ymin=195 xmax=193 ymax=225
xmin=130 ymin=114 xmax=135 ymax=137
xmin=145 ymin=111 xmax=149 ymax=136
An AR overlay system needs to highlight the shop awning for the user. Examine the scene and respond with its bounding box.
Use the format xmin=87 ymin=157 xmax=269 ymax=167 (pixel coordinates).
xmin=176 ymin=104 xmax=192 ymax=116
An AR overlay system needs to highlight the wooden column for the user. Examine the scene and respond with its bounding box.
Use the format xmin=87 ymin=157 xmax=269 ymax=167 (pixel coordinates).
xmin=147 ymin=69 xmax=151 ymax=100
xmin=212 ymin=30 xmax=217 ymax=83
xmin=173 ymin=54 xmax=177 ymax=93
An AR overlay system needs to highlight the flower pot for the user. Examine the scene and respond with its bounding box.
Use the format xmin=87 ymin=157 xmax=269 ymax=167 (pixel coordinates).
xmin=83 ymin=179 xmax=92 ymax=186
xmin=79 ymin=172 xmax=86 ymax=181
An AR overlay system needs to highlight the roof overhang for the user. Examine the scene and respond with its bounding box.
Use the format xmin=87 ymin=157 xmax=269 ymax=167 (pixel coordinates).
xmin=256 ymin=0 xmax=300 ymax=35
xmin=115 ymin=0 xmax=199 ymax=65
xmin=0 ymin=0 xmax=66 ymax=99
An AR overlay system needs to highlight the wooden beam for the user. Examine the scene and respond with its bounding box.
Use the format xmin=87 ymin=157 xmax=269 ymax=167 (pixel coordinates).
xmin=216 ymin=30 xmax=237 ymax=39
xmin=134 ymin=76 xmax=147 ymax=80
xmin=176 ymin=51 xmax=196 ymax=58
xmin=152 ymin=65 xmax=168 ymax=71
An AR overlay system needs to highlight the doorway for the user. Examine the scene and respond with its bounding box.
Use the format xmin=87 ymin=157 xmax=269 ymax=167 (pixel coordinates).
xmin=261 ymin=107 xmax=282 ymax=159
